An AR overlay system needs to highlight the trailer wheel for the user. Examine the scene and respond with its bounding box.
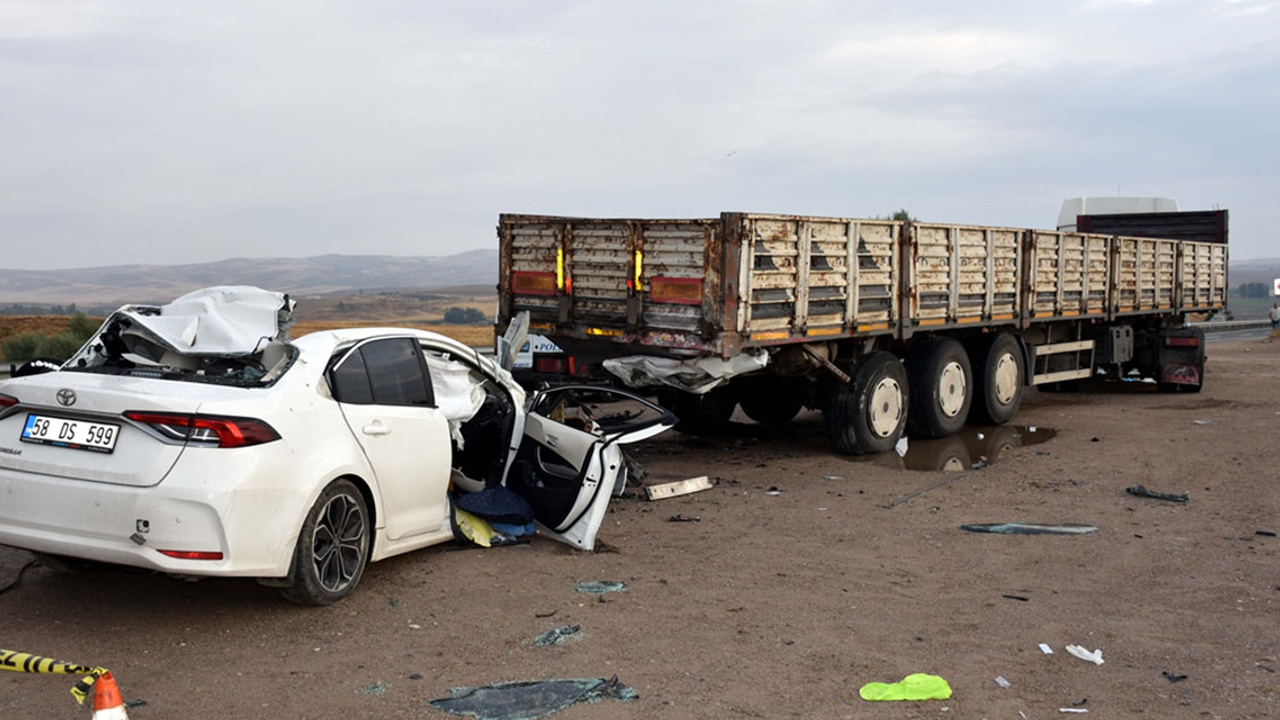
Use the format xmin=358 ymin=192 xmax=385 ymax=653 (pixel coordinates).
xmin=738 ymin=377 xmax=806 ymax=425
xmin=905 ymin=338 xmax=972 ymax=439
xmin=970 ymin=332 xmax=1024 ymax=425
xmin=825 ymin=351 xmax=908 ymax=455
xmin=668 ymin=386 xmax=737 ymax=433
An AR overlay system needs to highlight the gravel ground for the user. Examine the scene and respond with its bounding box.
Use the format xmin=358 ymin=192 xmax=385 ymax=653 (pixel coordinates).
xmin=2 ymin=338 xmax=1277 ymax=719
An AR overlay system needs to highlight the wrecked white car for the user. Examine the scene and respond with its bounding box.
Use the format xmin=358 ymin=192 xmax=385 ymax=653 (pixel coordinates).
xmin=0 ymin=287 xmax=674 ymax=604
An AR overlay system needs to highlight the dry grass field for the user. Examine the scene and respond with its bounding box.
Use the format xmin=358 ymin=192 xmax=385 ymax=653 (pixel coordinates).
xmin=0 ymin=314 xmax=494 ymax=364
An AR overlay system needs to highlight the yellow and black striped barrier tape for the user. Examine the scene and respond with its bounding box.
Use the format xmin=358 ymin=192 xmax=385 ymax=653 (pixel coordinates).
xmin=0 ymin=649 xmax=109 ymax=704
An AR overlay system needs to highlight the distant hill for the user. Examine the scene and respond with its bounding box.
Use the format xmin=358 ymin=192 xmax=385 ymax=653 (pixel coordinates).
xmin=0 ymin=250 xmax=498 ymax=305
xmin=1228 ymin=257 xmax=1280 ymax=287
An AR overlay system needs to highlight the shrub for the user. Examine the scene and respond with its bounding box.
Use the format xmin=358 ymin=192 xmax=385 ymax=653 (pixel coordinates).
xmin=2 ymin=332 xmax=43 ymax=364
xmin=443 ymin=307 xmax=488 ymax=325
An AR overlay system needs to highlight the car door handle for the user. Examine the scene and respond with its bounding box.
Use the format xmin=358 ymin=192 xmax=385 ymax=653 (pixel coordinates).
xmin=362 ymin=424 xmax=391 ymax=436
xmin=544 ymin=433 xmax=559 ymax=448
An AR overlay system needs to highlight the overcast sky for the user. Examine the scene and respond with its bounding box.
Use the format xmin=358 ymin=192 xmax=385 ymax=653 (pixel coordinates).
xmin=1 ymin=0 xmax=1276 ymax=269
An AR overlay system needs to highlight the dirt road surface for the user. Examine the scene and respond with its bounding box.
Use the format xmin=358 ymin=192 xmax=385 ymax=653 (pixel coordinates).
xmin=2 ymin=339 xmax=1277 ymax=719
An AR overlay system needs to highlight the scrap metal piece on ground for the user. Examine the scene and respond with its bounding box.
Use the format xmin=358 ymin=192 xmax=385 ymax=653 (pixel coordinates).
xmin=429 ymin=676 xmax=638 ymax=720
xmin=1126 ymin=485 xmax=1189 ymax=503
xmin=644 ymin=476 xmax=712 ymax=501
xmin=961 ymin=523 xmax=1098 ymax=535
xmin=575 ymin=581 xmax=626 ymax=594
xmin=533 ymin=625 xmax=581 ymax=647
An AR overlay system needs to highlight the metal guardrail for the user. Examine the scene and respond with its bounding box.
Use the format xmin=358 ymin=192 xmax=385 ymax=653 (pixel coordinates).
xmin=1188 ymin=319 xmax=1272 ymax=333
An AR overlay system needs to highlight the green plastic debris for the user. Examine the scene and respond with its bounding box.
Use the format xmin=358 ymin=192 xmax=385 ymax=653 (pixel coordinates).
xmin=575 ymin=581 xmax=627 ymax=594
xmin=960 ymin=522 xmax=1097 ymax=535
xmin=859 ymin=673 xmax=953 ymax=702
xmin=430 ymin=676 xmax=637 ymax=720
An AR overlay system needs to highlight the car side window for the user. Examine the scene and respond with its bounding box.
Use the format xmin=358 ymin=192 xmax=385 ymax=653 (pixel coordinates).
xmin=361 ymin=338 xmax=434 ymax=407
xmin=330 ymin=347 xmax=374 ymax=404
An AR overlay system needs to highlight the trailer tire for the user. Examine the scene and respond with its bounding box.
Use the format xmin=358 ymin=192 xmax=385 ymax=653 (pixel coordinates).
xmin=668 ymin=386 xmax=737 ymax=434
xmin=825 ymin=351 xmax=908 ymax=455
xmin=970 ymin=332 xmax=1024 ymax=425
xmin=905 ymin=338 xmax=972 ymax=439
xmin=738 ymin=377 xmax=806 ymax=425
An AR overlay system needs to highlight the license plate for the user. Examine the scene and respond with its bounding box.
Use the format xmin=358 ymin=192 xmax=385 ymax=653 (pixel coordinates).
xmin=20 ymin=413 xmax=120 ymax=454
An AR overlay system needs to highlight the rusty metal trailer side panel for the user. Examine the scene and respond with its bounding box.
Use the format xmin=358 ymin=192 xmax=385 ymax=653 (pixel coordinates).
xmin=498 ymin=213 xmax=1226 ymax=359
xmin=729 ymin=214 xmax=899 ymax=344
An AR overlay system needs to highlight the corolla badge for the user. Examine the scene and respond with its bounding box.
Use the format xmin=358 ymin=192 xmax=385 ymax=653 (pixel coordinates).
xmin=56 ymin=389 xmax=76 ymax=407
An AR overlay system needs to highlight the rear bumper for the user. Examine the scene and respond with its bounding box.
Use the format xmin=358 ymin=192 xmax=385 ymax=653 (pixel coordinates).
xmin=0 ymin=447 xmax=311 ymax=577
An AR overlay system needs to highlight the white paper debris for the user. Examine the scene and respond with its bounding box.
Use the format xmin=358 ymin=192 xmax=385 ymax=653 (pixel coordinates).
xmin=1065 ymin=644 xmax=1104 ymax=665
xmin=995 ymin=676 xmax=1010 ymax=688
xmin=895 ymin=437 xmax=909 ymax=457
xmin=1039 ymin=643 xmax=1054 ymax=654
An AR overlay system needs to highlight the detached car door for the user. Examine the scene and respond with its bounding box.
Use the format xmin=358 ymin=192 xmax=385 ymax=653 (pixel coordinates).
xmin=328 ymin=337 xmax=452 ymax=541
xmin=507 ymin=386 xmax=676 ymax=550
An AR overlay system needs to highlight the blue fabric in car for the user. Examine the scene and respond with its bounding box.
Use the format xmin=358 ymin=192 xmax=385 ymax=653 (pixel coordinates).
xmin=456 ymin=486 xmax=536 ymax=525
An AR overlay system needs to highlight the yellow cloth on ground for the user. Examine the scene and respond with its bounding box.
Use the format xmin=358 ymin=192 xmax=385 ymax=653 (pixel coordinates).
xmin=859 ymin=673 xmax=953 ymax=701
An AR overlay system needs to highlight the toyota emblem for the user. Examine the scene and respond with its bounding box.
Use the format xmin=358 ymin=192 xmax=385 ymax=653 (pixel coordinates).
xmin=55 ymin=389 xmax=76 ymax=407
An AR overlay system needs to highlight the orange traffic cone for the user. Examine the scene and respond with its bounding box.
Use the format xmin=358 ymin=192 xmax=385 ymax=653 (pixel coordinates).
xmin=91 ymin=672 xmax=129 ymax=719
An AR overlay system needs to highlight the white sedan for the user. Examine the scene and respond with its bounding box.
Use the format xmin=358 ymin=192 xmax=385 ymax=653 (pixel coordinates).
xmin=0 ymin=288 xmax=674 ymax=604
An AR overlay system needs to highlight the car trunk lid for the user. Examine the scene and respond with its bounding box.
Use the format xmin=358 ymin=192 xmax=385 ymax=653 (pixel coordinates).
xmin=0 ymin=372 xmax=202 ymax=487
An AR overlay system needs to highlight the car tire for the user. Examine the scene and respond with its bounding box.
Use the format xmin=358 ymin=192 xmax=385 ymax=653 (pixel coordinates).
xmin=905 ymin=338 xmax=972 ymax=439
xmin=825 ymin=351 xmax=908 ymax=455
xmin=737 ymin=377 xmax=806 ymax=425
xmin=970 ymin=333 xmax=1025 ymax=424
xmin=32 ymin=551 xmax=101 ymax=574
xmin=280 ymin=479 xmax=370 ymax=606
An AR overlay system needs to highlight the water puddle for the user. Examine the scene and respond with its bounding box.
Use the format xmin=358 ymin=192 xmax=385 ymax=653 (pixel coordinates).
xmin=849 ymin=425 xmax=1056 ymax=472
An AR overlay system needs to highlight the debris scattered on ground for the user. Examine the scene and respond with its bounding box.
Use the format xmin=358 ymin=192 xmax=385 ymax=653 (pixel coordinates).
xmin=644 ymin=476 xmax=712 ymax=501
xmin=995 ymin=676 xmax=1011 ymax=688
xmin=622 ymin=452 xmax=648 ymax=484
xmin=535 ymin=610 xmax=557 ymax=618
xmin=360 ymin=683 xmax=389 ymax=695
xmin=124 ymin=699 xmax=148 ymax=708
xmin=1040 ymin=643 xmax=1054 ymax=654
xmin=1162 ymin=670 xmax=1187 ymax=683
xmin=534 ymin=625 xmax=582 ymax=647
xmin=1255 ymin=530 xmax=1276 ymax=538
xmin=976 ymin=432 xmax=985 ymax=440
xmin=575 ymin=581 xmax=627 ymax=594
xmin=765 ymin=487 xmax=781 ymax=496
xmin=1091 ymin=437 xmax=1100 ymax=443
xmin=1002 ymin=594 xmax=1030 ymax=602
xmin=895 ymin=437 xmax=909 ymax=457
xmin=1059 ymin=709 xmax=1089 ymax=714
xmin=888 ymin=473 xmax=969 ymax=508
xmin=409 ymin=674 xmax=423 ymax=680
xmin=1126 ymin=485 xmax=1190 ymax=503
xmin=429 ymin=676 xmax=638 ymax=720
xmin=971 ymin=460 xmax=988 ymax=470
xmin=823 ymin=475 xmax=843 ymax=481
xmin=961 ymin=523 xmax=1098 ymax=536
xmin=1193 ymin=419 xmax=1210 ymax=426
xmin=858 ymin=673 xmax=952 ymax=701
xmin=1065 ymin=645 xmax=1105 ymax=665
xmin=667 ymin=514 xmax=700 ymax=522
xmin=1028 ymin=426 xmax=1037 ymax=432
xmin=1032 ymin=450 xmax=1050 ymax=456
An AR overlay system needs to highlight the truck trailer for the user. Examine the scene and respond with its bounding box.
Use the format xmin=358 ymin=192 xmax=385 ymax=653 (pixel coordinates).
xmin=497 ymin=212 xmax=1227 ymax=454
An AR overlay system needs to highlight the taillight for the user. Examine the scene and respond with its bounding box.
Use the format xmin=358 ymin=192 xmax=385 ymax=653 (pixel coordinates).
xmin=650 ymin=276 xmax=703 ymax=305
xmin=158 ymin=550 xmax=223 ymax=560
xmin=0 ymin=393 xmax=17 ymax=409
xmin=1166 ymin=336 xmax=1200 ymax=348
xmin=535 ymin=357 xmax=569 ymax=374
xmin=512 ymin=271 xmax=557 ymax=296
xmin=124 ymin=412 xmax=280 ymax=448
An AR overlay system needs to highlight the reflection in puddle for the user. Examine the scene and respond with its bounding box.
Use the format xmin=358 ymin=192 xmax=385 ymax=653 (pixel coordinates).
xmin=849 ymin=426 xmax=1056 ymax=472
